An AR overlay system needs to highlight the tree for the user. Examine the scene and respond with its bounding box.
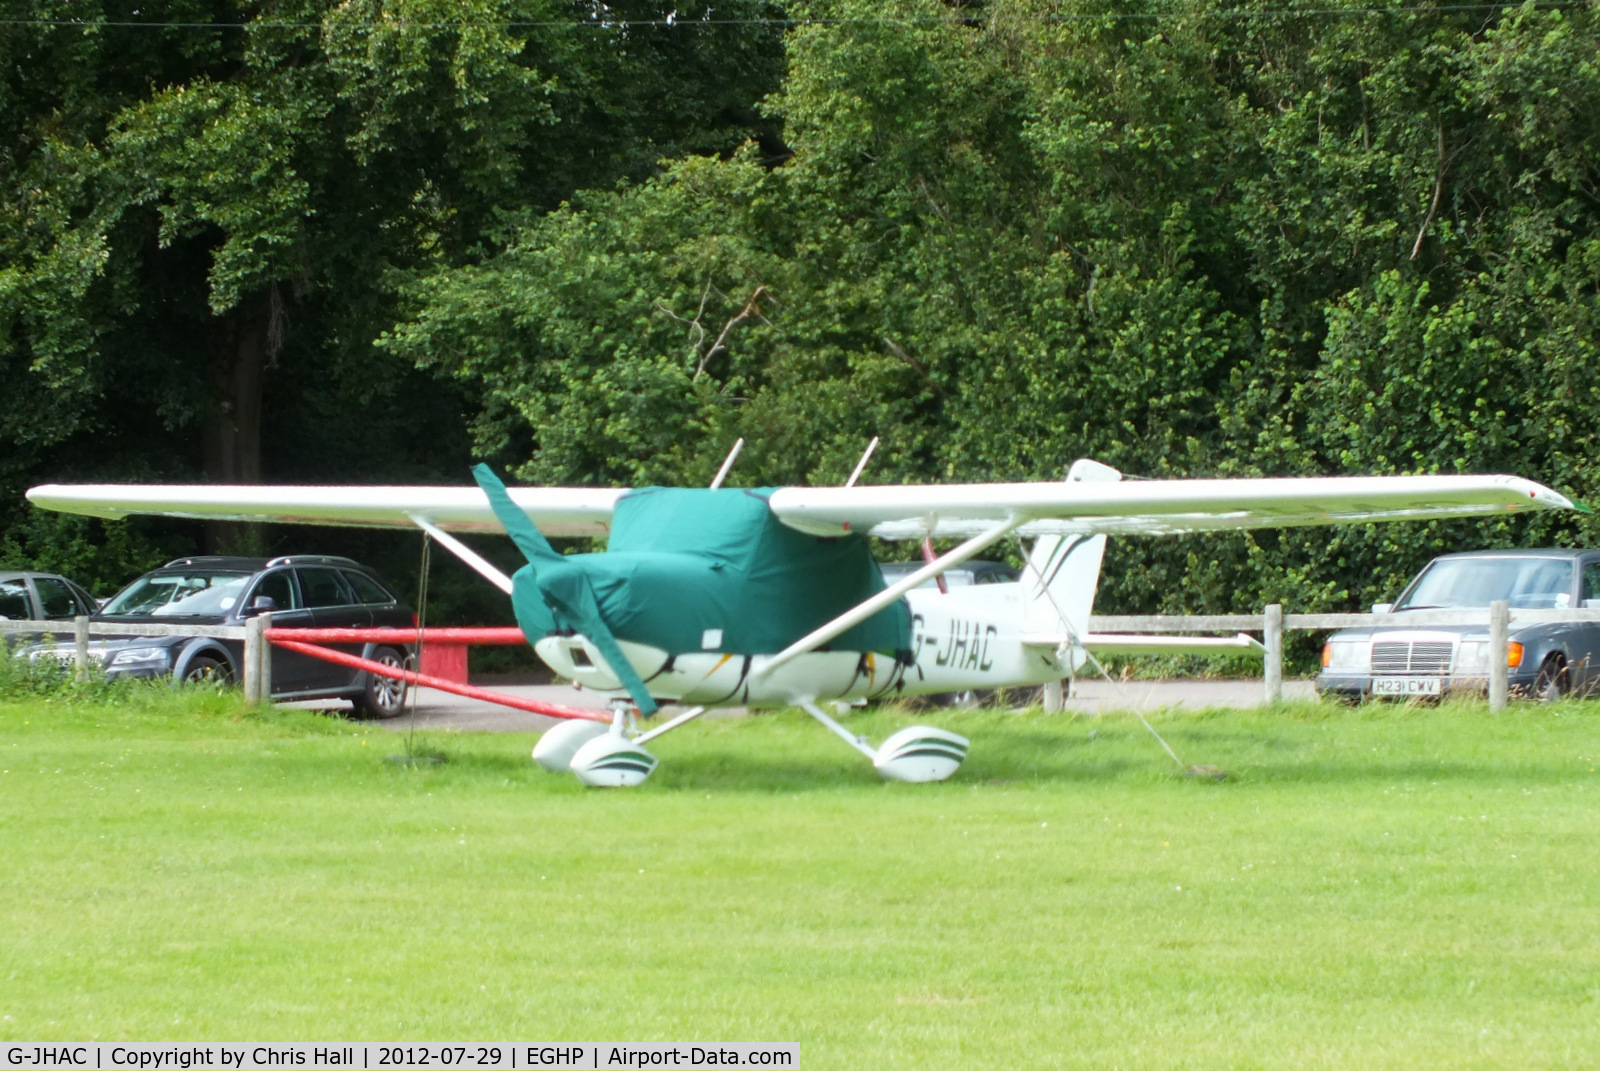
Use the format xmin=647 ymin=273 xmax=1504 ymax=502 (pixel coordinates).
xmin=1 ymin=0 xmax=784 ymax=577
xmin=387 ymin=0 xmax=1600 ymax=616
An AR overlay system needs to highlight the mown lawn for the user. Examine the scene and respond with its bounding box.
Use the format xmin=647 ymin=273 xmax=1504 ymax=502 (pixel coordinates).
xmin=2 ymin=690 xmax=1599 ymax=1068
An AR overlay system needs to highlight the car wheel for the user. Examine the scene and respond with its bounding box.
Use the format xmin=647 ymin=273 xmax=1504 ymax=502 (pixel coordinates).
xmin=352 ymin=646 xmax=409 ymax=719
xmin=181 ymin=654 xmax=231 ymax=687
xmin=1535 ymin=655 xmax=1569 ymax=703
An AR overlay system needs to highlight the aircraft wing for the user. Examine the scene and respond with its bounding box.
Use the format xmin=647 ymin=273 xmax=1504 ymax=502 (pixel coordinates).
xmin=767 ymin=474 xmax=1574 ymax=538
xmin=24 ymin=483 xmax=625 ymax=537
xmin=26 ymin=472 xmax=1572 ymax=540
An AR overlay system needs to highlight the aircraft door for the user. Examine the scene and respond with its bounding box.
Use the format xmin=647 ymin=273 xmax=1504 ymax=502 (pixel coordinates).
xmin=295 ymin=567 xmax=372 ymax=690
xmin=245 ymin=570 xmax=320 ymax=695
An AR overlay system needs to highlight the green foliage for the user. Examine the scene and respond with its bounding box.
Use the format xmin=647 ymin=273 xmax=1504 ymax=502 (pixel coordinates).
xmin=388 ymin=0 xmax=1600 ymax=615
xmin=0 ymin=643 xmax=225 ymax=702
xmin=1 ymin=0 xmax=785 ymax=598
xmin=0 ymin=512 xmax=191 ymax=597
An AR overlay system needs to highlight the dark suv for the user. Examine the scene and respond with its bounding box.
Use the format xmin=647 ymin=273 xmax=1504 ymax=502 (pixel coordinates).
xmin=90 ymin=555 xmax=414 ymax=716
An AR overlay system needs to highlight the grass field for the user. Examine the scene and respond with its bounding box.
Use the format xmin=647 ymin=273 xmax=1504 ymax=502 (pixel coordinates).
xmin=3 ymin=690 xmax=1600 ymax=1068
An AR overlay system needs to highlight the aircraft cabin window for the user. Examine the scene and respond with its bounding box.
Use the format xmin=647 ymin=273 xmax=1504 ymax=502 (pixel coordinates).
xmin=249 ymin=571 xmax=299 ymax=611
xmin=34 ymin=577 xmax=80 ymax=619
xmin=296 ymin=567 xmax=353 ymax=609
xmin=0 ymin=579 xmax=29 ymax=619
xmin=1583 ymin=561 xmax=1600 ymax=608
xmin=342 ymin=570 xmax=394 ymax=605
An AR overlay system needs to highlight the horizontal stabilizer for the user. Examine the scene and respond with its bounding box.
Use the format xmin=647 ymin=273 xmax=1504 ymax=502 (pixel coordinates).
xmin=1024 ymin=632 xmax=1266 ymax=658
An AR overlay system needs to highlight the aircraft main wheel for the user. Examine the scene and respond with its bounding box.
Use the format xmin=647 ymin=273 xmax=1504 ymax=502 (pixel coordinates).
xmin=874 ymin=726 xmax=969 ymax=783
xmin=181 ymin=655 xmax=231 ymax=687
xmin=352 ymin=646 xmax=409 ymax=719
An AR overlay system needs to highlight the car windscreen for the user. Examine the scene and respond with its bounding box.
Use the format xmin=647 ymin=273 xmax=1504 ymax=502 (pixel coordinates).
xmin=100 ymin=571 xmax=253 ymax=617
xmin=1396 ymin=557 xmax=1574 ymax=610
xmin=877 ymin=565 xmax=976 ymax=589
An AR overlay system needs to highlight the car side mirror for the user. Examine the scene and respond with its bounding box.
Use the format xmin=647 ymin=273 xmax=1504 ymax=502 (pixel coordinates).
xmin=243 ymin=596 xmax=278 ymax=617
xmin=1371 ymin=603 xmax=1394 ymax=615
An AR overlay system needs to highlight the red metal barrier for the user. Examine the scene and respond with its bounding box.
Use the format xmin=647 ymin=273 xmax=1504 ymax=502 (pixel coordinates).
xmin=269 ymin=636 xmax=606 ymax=723
xmin=264 ymin=626 xmax=527 ymax=686
xmin=263 ymin=627 xmax=526 ymax=645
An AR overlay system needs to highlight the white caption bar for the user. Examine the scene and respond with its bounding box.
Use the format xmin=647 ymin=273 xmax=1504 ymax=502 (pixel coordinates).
xmin=1 ymin=1045 xmax=798 ymax=1071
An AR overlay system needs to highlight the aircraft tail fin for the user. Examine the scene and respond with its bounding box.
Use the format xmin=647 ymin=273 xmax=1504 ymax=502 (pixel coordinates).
xmin=1022 ymin=459 xmax=1122 ymax=640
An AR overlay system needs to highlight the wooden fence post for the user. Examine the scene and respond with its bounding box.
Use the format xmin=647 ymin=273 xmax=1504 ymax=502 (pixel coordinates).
xmin=1042 ymin=678 xmax=1065 ymax=713
xmin=74 ymin=615 xmax=89 ymax=682
xmin=257 ymin=613 xmax=272 ymax=702
xmin=1489 ymin=599 xmax=1509 ymax=712
xmin=1263 ymin=603 xmax=1283 ymax=705
xmin=243 ymin=615 xmax=263 ymax=704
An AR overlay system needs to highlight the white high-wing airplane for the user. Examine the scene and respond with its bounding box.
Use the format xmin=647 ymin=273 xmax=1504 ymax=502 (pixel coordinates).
xmin=28 ymin=460 xmax=1572 ymax=786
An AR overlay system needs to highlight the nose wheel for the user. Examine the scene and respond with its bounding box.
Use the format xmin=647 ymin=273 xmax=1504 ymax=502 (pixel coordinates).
xmin=532 ymin=702 xmax=709 ymax=787
xmin=568 ymin=731 xmax=659 ymax=787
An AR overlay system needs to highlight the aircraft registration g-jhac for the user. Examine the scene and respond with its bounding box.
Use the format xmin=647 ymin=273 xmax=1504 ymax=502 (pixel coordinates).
xmin=28 ymin=457 xmax=1574 ymax=786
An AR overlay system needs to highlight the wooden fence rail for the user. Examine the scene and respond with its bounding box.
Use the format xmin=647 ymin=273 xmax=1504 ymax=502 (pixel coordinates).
xmin=8 ymin=602 xmax=1595 ymax=712
xmin=1083 ymin=601 xmax=1586 ymax=711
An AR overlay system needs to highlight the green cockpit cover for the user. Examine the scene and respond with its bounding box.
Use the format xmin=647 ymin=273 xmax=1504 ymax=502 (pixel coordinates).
xmin=472 ymin=467 xmax=911 ymax=715
xmin=594 ymin=486 xmax=910 ymax=657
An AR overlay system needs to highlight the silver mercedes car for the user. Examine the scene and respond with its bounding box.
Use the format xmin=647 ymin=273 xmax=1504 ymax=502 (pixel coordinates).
xmin=1316 ymin=549 xmax=1600 ymax=701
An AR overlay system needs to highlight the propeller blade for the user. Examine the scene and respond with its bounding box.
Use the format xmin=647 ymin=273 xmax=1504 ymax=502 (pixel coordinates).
xmin=471 ymin=463 xmax=562 ymax=565
xmin=472 ymin=464 xmax=658 ymax=716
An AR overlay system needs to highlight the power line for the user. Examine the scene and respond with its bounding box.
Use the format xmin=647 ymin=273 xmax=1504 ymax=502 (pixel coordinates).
xmin=0 ymin=2 xmax=1590 ymax=31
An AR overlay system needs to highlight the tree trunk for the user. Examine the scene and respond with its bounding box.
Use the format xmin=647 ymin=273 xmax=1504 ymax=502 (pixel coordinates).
xmin=202 ymin=296 xmax=267 ymax=555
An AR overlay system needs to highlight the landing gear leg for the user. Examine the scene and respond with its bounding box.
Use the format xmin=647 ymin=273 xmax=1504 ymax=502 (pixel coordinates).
xmin=796 ymin=700 xmax=968 ymax=783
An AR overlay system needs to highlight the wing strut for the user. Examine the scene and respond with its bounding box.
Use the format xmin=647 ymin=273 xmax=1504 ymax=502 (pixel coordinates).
xmin=753 ymin=514 xmax=1024 ymax=679
xmin=408 ymin=514 xmax=514 ymax=594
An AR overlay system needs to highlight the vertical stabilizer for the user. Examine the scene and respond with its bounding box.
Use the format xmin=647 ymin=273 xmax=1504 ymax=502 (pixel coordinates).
xmin=1023 ymin=459 xmax=1122 ymax=639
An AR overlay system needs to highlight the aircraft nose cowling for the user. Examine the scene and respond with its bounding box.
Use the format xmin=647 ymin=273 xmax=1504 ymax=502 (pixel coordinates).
xmin=472 ymin=463 xmax=658 ymax=716
xmin=534 ymin=558 xmax=659 ymax=716
xmin=509 ymin=566 xmax=557 ymax=637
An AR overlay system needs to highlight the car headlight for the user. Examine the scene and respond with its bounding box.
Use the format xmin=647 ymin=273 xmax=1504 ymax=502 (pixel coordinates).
xmin=1455 ymin=640 xmax=1522 ymax=672
xmin=108 ymin=646 xmax=170 ymax=668
xmin=1322 ymin=640 xmax=1369 ymax=670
